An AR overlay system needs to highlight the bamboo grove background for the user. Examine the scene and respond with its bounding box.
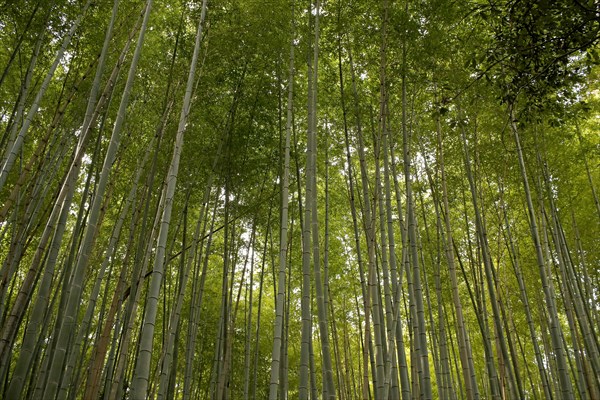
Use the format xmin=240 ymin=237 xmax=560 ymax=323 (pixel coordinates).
xmin=0 ymin=0 xmax=599 ymax=399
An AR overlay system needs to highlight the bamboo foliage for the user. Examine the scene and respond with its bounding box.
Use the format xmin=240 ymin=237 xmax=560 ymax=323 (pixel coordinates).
xmin=0 ymin=1 xmax=599 ymax=399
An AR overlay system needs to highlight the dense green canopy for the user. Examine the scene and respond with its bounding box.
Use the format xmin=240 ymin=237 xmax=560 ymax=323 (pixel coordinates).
xmin=0 ymin=0 xmax=599 ymax=399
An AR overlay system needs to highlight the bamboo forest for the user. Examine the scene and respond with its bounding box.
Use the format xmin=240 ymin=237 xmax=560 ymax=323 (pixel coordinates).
xmin=1 ymin=0 xmax=600 ymax=399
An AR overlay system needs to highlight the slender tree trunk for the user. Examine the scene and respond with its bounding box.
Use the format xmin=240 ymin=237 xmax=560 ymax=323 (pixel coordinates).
xmin=307 ymin=1 xmax=335 ymax=398
xmin=434 ymin=109 xmax=479 ymax=400
xmin=269 ymin=2 xmax=295 ymax=396
xmin=509 ymin=103 xmax=574 ymax=399
xmin=401 ymin=39 xmax=433 ymax=400
xmin=42 ymin=1 xmax=153 ymax=396
xmin=458 ymin=109 xmax=520 ymax=399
